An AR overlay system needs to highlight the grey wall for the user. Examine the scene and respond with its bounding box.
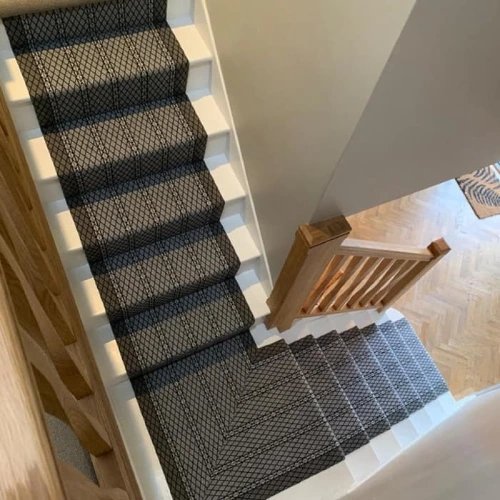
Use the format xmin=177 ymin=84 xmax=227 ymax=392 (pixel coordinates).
xmin=206 ymin=0 xmax=415 ymax=281
xmin=314 ymin=0 xmax=500 ymax=220
xmin=207 ymin=0 xmax=500 ymax=281
xmin=344 ymin=391 xmax=500 ymax=500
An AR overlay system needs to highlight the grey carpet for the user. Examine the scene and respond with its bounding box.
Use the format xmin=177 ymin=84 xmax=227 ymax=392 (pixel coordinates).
xmin=3 ymin=0 xmax=254 ymax=374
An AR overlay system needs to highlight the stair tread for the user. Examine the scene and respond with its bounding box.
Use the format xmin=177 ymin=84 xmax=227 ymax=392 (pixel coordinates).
xmin=377 ymin=320 xmax=448 ymax=402
xmin=113 ymin=279 xmax=254 ymax=377
xmin=11 ymin=23 xmax=188 ymax=129
xmin=91 ymin=222 xmax=240 ymax=323
xmin=45 ymin=95 xmax=206 ymax=197
xmin=355 ymin=324 xmax=425 ymax=415
xmin=3 ymin=0 xmax=172 ymax=52
xmin=68 ymin=162 xmax=224 ymax=263
xmin=393 ymin=318 xmax=449 ymax=396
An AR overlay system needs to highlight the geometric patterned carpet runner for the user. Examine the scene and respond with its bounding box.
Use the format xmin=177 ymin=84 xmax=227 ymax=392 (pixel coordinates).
xmin=133 ymin=318 xmax=448 ymax=499
xmin=3 ymin=2 xmax=449 ymax=498
xmin=3 ymin=0 xmax=255 ymax=375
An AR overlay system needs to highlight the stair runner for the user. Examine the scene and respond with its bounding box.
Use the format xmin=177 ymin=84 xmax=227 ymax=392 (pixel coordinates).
xmin=3 ymin=2 xmax=449 ymax=499
xmin=3 ymin=0 xmax=255 ymax=375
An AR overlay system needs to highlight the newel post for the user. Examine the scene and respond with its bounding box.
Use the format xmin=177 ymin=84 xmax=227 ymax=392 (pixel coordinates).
xmin=265 ymin=215 xmax=352 ymax=333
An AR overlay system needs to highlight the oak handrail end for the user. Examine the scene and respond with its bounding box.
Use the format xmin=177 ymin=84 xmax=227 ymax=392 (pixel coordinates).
xmin=428 ymin=238 xmax=451 ymax=258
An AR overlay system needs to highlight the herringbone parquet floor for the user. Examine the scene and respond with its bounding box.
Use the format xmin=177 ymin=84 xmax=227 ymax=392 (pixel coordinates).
xmin=348 ymin=179 xmax=500 ymax=399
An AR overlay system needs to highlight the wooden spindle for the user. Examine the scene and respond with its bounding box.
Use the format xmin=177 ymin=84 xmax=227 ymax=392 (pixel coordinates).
xmin=333 ymin=256 xmax=380 ymax=311
xmin=319 ymin=256 xmax=364 ymax=311
xmin=346 ymin=259 xmax=392 ymax=309
xmin=369 ymin=260 xmax=419 ymax=306
xmin=302 ymin=254 xmax=347 ymax=314
xmin=359 ymin=259 xmax=405 ymax=307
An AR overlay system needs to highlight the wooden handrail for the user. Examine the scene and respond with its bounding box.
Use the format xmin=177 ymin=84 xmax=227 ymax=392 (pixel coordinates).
xmin=266 ymin=215 xmax=450 ymax=332
xmin=338 ymin=238 xmax=434 ymax=261
xmin=0 ymin=0 xmax=108 ymax=17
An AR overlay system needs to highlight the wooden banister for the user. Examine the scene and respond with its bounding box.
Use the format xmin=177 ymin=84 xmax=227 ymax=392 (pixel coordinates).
xmin=0 ymin=85 xmax=81 ymax=345
xmin=23 ymin=332 xmax=112 ymax=456
xmin=0 ymin=84 xmax=141 ymax=498
xmin=0 ymin=267 xmax=65 ymax=500
xmin=379 ymin=238 xmax=451 ymax=312
xmin=1 ymin=239 xmax=93 ymax=399
xmin=266 ymin=217 xmax=450 ymax=332
xmin=266 ymin=216 xmax=352 ymax=332
xmin=337 ymin=238 xmax=434 ymax=261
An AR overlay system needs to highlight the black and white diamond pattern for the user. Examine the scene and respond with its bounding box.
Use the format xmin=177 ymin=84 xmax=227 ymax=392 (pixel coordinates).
xmin=3 ymin=2 xmax=450 ymax=499
xmin=3 ymin=1 xmax=250 ymax=369
xmin=132 ymin=319 xmax=449 ymax=499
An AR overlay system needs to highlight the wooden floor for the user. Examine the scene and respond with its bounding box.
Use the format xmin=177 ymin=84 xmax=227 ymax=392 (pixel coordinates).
xmin=348 ymin=179 xmax=500 ymax=399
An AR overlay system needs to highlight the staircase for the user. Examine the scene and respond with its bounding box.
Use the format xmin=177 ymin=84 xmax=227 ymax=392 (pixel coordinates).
xmin=0 ymin=1 xmax=466 ymax=499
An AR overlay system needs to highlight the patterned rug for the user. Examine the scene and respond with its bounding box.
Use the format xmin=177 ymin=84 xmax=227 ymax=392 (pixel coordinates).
xmin=456 ymin=164 xmax=500 ymax=219
xmin=3 ymin=2 xmax=449 ymax=499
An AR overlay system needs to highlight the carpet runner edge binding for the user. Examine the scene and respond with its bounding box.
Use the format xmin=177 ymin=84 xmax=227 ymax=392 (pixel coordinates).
xmin=3 ymin=2 xmax=450 ymax=499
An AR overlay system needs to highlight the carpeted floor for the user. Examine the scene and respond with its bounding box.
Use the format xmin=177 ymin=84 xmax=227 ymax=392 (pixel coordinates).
xmin=456 ymin=164 xmax=500 ymax=219
xmin=3 ymin=1 xmax=449 ymax=498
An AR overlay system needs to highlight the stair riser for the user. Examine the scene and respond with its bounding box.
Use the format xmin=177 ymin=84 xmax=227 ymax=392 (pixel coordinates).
xmin=167 ymin=0 xmax=192 ymax=25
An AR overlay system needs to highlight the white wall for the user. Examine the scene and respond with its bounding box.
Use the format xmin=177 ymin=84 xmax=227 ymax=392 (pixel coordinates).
xmin=206 ymin=0 xmax=415 ymax=280
xmin=344 ymin=390 xmax=500 ymax=500
xmin=314 ymin=0 xmax=500 ymax=220
xmin=207 ymin=0 xmax=500 ymax=280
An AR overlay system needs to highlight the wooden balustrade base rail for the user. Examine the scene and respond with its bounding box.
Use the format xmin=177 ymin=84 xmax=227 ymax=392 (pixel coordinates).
xmin=266 ymin=215 xmax=450 ymax=333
